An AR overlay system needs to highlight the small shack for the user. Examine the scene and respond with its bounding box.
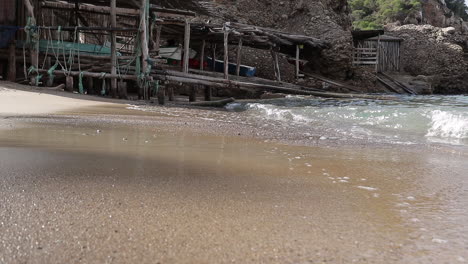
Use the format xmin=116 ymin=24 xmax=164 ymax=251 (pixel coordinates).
xmin=352 ymin=31 xmax=403 ymax=73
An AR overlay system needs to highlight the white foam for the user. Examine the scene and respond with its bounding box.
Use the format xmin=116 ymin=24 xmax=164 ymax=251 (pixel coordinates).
xmin=426 ymin=110 xmax=468 ymax=139
xmin=356 ymin=186 xmax=378 ymax=191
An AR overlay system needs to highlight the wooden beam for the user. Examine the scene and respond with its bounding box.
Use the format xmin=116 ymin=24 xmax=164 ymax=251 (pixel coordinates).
xmin=295 ymin=45 xmax=300 ymax=79
xmin=212 ymin=44 xmax=216 ymax=72
xmin=204 ymin=86 xmax=212 ymax=101
xmin=223 ymin=28 xmax=229 ymax=79
xmin=271 ymin=49 xmax=281 ymax=82
xmin=110 ymin=0 xmax=118 ymax=98
xmin=24 ymin=0 xmax=39 ymax=86
xmin=183 ymin=21 xmax=191 ymax=73
xmin=200 ymin=39 xmax=205 ymax=71
xmin=236 ymin=38 xmax=242 ymax=76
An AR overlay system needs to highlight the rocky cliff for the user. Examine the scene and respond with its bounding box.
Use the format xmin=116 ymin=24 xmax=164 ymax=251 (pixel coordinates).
xmin=403 ymin=0 xmax=468 ymax=31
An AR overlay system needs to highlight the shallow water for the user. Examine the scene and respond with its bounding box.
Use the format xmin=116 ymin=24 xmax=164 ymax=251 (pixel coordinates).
xmin=226 ymin=95 xmax=468 ymax=146
xmin=1 ymin=115 xmax=468 ymax=263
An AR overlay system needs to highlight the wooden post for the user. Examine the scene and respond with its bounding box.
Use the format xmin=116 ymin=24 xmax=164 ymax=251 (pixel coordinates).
xmin=271 ymin=49 xmax=281 ymax=82
xmin=66 ymin=76 xmax=74 ymax=92
xmin=157 ymin=85 xmax=165 ymax=105
xmin=375 ymin=35 xmax=381 ymax=73
xmin=204 ymin=86 xmax=212 ymax=101
xmin=200 ymin=39 xmax=205 ymax=71
xmin=155 ymin=25 xmax=162 ymax=55
xmin=189 ymin=85 xmax=197 ymax=102
xmin=236 ymin=38 xmax=242 ymax=76
xmin=24 ymin=0 xmax=39 ymax=86
xmin=118 ymin=80 xmax=127 ymax=99
xmin=295 ymin=45 xmax=300 ymax=79
xmin=183 ymin=20 xmax=191 ymax=73
xmin=168 ymin=84 xmax=175 ymax=101
xmin=7 ymin=42 xmax=16 ymax=82
xmin=140 ymin=0 xmax=150 ymax=100
xmin=212 ymin=43 xmax=217 ymax=72
xmin=86 ymin=77 xmax=94 ymax=94
xmin=110 ymin=0 xmax=118 ymax=98
xmin=223 ymin=28 xmax=229 ymax=79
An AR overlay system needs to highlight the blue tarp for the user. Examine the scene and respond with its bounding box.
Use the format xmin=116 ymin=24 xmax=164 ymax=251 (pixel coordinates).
xmin=0 ymin=25 xmax=19 ymax=48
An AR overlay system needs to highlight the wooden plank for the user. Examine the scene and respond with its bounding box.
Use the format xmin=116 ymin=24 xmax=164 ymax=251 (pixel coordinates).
xmin=295 ymin=45 xmax=300 ymax=79
xmin=140 ymin=0 xmax=150 ymax=99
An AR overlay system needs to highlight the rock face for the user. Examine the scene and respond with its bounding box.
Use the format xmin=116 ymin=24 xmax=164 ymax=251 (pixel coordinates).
xmin=208 ymin=0 xmax=353 ymax=81
xmin=401 ymin=0 xmax=468 ymax=31
xmin=386 ymin=24 xmax=468 ymax=93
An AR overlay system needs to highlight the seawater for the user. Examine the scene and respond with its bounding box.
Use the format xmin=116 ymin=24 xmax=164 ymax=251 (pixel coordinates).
xmin=227 ymin=95 xmax=468 ymax=146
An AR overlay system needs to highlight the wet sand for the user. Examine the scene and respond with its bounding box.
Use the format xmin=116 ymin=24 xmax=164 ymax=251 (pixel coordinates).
xmin=1 ymin=83 xmax=468 ymax=263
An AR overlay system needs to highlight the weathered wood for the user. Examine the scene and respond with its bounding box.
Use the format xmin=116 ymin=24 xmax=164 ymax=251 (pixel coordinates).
xmin=7 ymin=43 xmax=16 ymax=82
xmin=140 ymin=0 xmax=150 ymax=99
xmin=168 ymin=84 xmax=175 ymax=101
xmin=66 ymin=76 xmax=74 ymax=92
xmin=212 ymin=43 xmax=217 ymax=72
xmin=37 ymin=69 xmax=138 ymax=80
xmin=110 ymin=0 xmax=118 ymax=98
xmin=189 ymin=85 xmax=197 ymax=102
xmin=223 ymin=28 xmax=229 ymax=79
xmin=236 ymin=38 xmax=242 ymax=76
xmin=295 ymin=45 xmax=300 ymax=79
xmin=24 ymin=0 xmax=39 ymax=86
xmin=271 ymin=49 xmax=281 ymax=82
xmin=157 ymin=85 xmax=165 ymax=105
xmin=86 ymin=77 xmax=94 ymax=94
xmin=155 ymin=25 xmax=162 ymax=54
xmin=200 ymin=39 xmax=205 ymax=71
xmin=204 ymin=86 xmax=212 ymax=101
xmin=183 ymin=21 xmax=191 ymax=73
xmin=118 ymin=80 xmax=128 ymax=99
xmin=190 ymin=98 xmax=234 ymax=107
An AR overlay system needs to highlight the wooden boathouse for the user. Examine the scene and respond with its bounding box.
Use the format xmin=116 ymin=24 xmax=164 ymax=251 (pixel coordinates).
xmin=1 ymin=0 xmax=358 ymax=103
xmin=352 ymin=30 xmax=403 ymax=73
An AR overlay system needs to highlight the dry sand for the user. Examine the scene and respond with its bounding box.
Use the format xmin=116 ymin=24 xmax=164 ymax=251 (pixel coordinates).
xmin=1 ymin=81 xmax=468 ymax=264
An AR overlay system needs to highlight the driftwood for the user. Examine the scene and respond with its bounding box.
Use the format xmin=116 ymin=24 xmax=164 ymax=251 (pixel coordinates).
xmin=189 ymin=98 xmax=235 ymax=107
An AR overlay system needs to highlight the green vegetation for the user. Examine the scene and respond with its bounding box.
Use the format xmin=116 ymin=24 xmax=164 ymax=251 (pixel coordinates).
xmin=349 ymin=0 xmax=421 ymax=30
xmin=349 ymin=0 xmax=468 ymax=30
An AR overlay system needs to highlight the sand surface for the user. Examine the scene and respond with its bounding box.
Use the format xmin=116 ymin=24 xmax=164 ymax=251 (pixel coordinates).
xmin=1 ymin=82 xmax=468 ymax=263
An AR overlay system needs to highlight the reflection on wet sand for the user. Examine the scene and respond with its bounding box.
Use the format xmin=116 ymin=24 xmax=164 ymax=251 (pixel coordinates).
xmin=1 ymin=119 xmax=467 ymax=263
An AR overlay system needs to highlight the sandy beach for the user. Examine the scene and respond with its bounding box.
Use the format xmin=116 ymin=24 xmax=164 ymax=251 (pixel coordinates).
xmin=1 ymin=81 xmax=468 ymax=264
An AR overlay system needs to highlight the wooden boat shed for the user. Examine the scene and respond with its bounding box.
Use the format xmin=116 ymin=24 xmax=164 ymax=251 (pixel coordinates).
xmin=0 ymin=0 xmax=342 ymax=103
xmin=352 ymin=30 xmax=403 ymax=73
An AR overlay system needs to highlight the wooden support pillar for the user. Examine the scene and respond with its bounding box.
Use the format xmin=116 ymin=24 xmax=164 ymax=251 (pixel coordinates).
xmin=110 ymin=0 xmax=118 ymax=98
xmin=118 ymin=80 xmax=127 ymax=99
xmin=204 ymin=86 xmax=212 ymax=101
xmin=295 ymin=44 xmax=300 ymax=79
xmin=271 ymin=49 xmax=281 ymax=82
xmin=155 ymin=25 xmax=162 ymax=55
xmin=7 ymin=42 xmax=16 ymax=82
xmin=236 ymin=38 xmax=242 ymax=76
xmin=168 ymin=84 xmax=175 ymax=101
xmin=200 ymin=39 xmax=205 ymax=71
xmin=157 ymin=85 xmax=165 ymax=105
xmin=223 ymin=28 xmax=229 ymax=79
xmin=212 ymin=44 xmax=217 ymax=72
xmin=24 ymin=0 xmax=39 ymax=86
xmin=183 ymin=20 xmax=191 ymax=73
xmin=189 ymin=85 xmax=197 ymax=102
xmin=86 ymin=77 xmax=94 ymax=94
xmin=140 ymin=0 xmax=150 ymax=100
xmin=66 ymin=76 xmax=74 ymax=92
